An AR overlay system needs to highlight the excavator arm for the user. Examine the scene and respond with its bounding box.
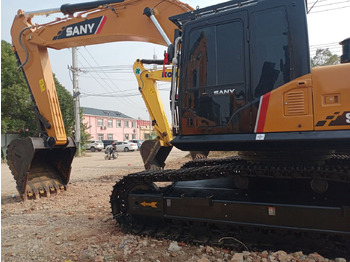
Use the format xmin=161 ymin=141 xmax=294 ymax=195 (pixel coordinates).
xmin=133 ymin=59 xmax=173 ymax=169
xmin=133 ymin=58 xmax=209 ymax=169
xmin=8 ymin=0 xmax=193 ymax=199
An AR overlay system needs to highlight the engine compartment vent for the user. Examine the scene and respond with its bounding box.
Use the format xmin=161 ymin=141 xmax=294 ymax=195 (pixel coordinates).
xmin=284 ymin=89 xmax=308 ymax=116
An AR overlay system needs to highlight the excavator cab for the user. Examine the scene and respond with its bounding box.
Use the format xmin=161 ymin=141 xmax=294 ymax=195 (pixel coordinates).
xmin=7 ymin=137 xmax=76 ymax=200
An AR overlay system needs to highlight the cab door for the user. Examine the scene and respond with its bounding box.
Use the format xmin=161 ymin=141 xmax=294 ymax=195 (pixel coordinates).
xmin=179 ymin=11 xmax=250 ymax=135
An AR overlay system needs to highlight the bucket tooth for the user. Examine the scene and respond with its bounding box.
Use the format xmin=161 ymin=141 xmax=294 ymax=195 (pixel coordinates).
xmin=51 ymin=181 xmax=59 ymax=192
xmin=33 ymin=189 xmax=39 ymax=200
xmin=43 ymin=186 xmax=50 ymax=197
xmin=27 ymin=191 xmax=33 ymax=197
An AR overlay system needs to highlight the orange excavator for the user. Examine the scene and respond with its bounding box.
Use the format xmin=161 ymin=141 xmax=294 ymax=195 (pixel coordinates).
xmin=112 ymin=0 xmax=350 ymax=256
xmin=8 ymin=0 xmax=193 ymax=200
xmin=9 ymin=0 xmax=350 ymax=256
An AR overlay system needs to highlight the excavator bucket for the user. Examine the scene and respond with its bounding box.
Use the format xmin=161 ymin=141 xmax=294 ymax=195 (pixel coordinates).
xmin=6 ymin=137 xmax=76 ymax=200
xmin=140 ymin=140 xmax=172 ymax=170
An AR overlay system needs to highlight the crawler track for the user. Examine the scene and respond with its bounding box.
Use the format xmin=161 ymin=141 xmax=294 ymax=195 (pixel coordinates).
xmin=181 ymin=154 xmax=350 ymax=183
xmin=110 ymin=155 xmax=350 ymax=259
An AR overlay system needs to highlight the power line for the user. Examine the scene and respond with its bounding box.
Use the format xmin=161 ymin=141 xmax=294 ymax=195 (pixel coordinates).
xmin=82 ymin=46 xmax=136 ymax=105
xmin=81 ymin=86 xmax=170 ymax=98
xmin=79 ymin=75 xmax=136 ymax=81
xmin=75 ymin=47 xmax=170 ymax=115
xmin=308 ymin=0 xmax=350 ymax=13
xmin=309 ymin=41 xmax=343 ymax=55
xmin=308 ymin=0 xmax=349 ymax=5
xmin=310 ymin=42 xmax=340 ymax=47
xmin=313 ymin=0 xmax=350 ymax=8
xmin=310 ymin=5 xmax=350 ymax=13
xmin=308 ymin=0 xmax=319 ymax=13
xmin=77 ymin=52 xmax=118 ymax=96
xmin=308 ymin=0 xmax=350 ymax=7
xmin=309 ymin=42 xmax=342 ymax=50
xmin=76 ymin=48 xmax=142 ymax=109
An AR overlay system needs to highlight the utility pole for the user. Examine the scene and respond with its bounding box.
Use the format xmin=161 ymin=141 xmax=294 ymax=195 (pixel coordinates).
xmin=72 ymin=47 xmax=81 ymax=156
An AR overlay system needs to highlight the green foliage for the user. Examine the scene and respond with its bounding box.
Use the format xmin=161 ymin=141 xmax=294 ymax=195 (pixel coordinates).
xmin=1 ymin=40 xmax=77 ymax=138
xmin=150 ymin=130 xmax=158 ymax=140
xmin=79 ymin=108 xmax=92 ymax=153
xmin=1 ymin=40 xmax=36 ymax=136
xmin=311 ymin=48 xmax=340 ymax=67
xmin=54 ymin=76 xmax=74 ymax=136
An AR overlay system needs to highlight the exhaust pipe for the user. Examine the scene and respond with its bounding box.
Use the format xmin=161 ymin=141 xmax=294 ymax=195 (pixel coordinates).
xmin=340 ymin=37 xmax=350 ymax=64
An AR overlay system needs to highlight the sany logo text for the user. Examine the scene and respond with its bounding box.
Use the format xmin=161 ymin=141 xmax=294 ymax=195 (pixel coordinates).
xmin=53 ymin=16 xmax=106 ymax=40
xmin=213 ymin=89 xmax=235 ymax=95
xmin=346 ymin=113 xmax=350 ymax=123
xmin=66 ymin=23 xmax=95 ymax=37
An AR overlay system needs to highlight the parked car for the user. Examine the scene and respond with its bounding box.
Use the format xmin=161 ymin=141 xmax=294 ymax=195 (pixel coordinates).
xmin=102 ymin=140 xmax=117 ymax=149
xmin=85 ymin=140 xmax=104 ymax=152
xmin=130 ymin=139 xmax=144 ymax=150
xmin=115 ymin=141 xmax=138 ymax=152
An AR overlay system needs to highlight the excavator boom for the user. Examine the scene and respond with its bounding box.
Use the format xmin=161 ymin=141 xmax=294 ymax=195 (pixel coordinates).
xmin=8 ymin=0 xmax=193 ymax=199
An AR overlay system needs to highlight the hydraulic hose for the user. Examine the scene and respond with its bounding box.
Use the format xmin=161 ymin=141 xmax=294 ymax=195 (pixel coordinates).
xmin=17 ymin=26 xmax=33 ymax=70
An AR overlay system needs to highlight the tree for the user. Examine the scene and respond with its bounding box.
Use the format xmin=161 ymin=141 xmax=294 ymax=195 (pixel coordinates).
xmin=55 ymin=76 xmax=74 ymax=136
xmin=1 ymin=40 xmax=36 ymax=136
xmin=1 ymin=40 xmax=74 ymax=137
xmin=79 ymin=108 xmax=92 ymax=153
xmin=311 ymin=48 xmax=340 ymax=67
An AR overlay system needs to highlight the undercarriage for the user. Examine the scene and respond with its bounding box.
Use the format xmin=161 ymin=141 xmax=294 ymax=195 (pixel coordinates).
xmin=110 ymin=154 xmax=350 ymax=258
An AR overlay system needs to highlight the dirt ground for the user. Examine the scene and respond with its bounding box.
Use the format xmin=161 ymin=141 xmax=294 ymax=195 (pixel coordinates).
xmin=1 ymin=149 xmax=347 ymax=262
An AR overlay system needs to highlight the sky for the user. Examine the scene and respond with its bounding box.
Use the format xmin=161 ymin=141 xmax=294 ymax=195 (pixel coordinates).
xmin=2 ymin=0 xmax=350 ymax=121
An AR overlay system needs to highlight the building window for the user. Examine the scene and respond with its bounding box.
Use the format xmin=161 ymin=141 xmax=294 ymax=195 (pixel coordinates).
xmin=107 ymin=119 xmax=113 ymax=128
xmin=132 ymin=121 xmax=136 ymax=128
xmin=124 ymin=120 xmax=129 ymax=128
xmin=98 ymin=134 xmax=104 ymax=141
xmin=132 ymin=134 xmax=136 ymax=139
xmin=97 ymin=119 xmax=104 ymax=127
xmin=116 ymin=120 xmax=121 ymax=127
xmin=124 ymin=134 xmax=129 ymax=140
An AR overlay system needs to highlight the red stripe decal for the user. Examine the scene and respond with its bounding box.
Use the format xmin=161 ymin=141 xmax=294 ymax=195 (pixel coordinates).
xmin=96 ymin=16 xmax=107 ymax=34
xmin=256 ymin=92 xmax=271 ymax=133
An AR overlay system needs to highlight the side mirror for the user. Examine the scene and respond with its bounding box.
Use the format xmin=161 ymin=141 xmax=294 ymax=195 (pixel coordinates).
xmin=167 ymin=44 xmax=175 ymax=64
